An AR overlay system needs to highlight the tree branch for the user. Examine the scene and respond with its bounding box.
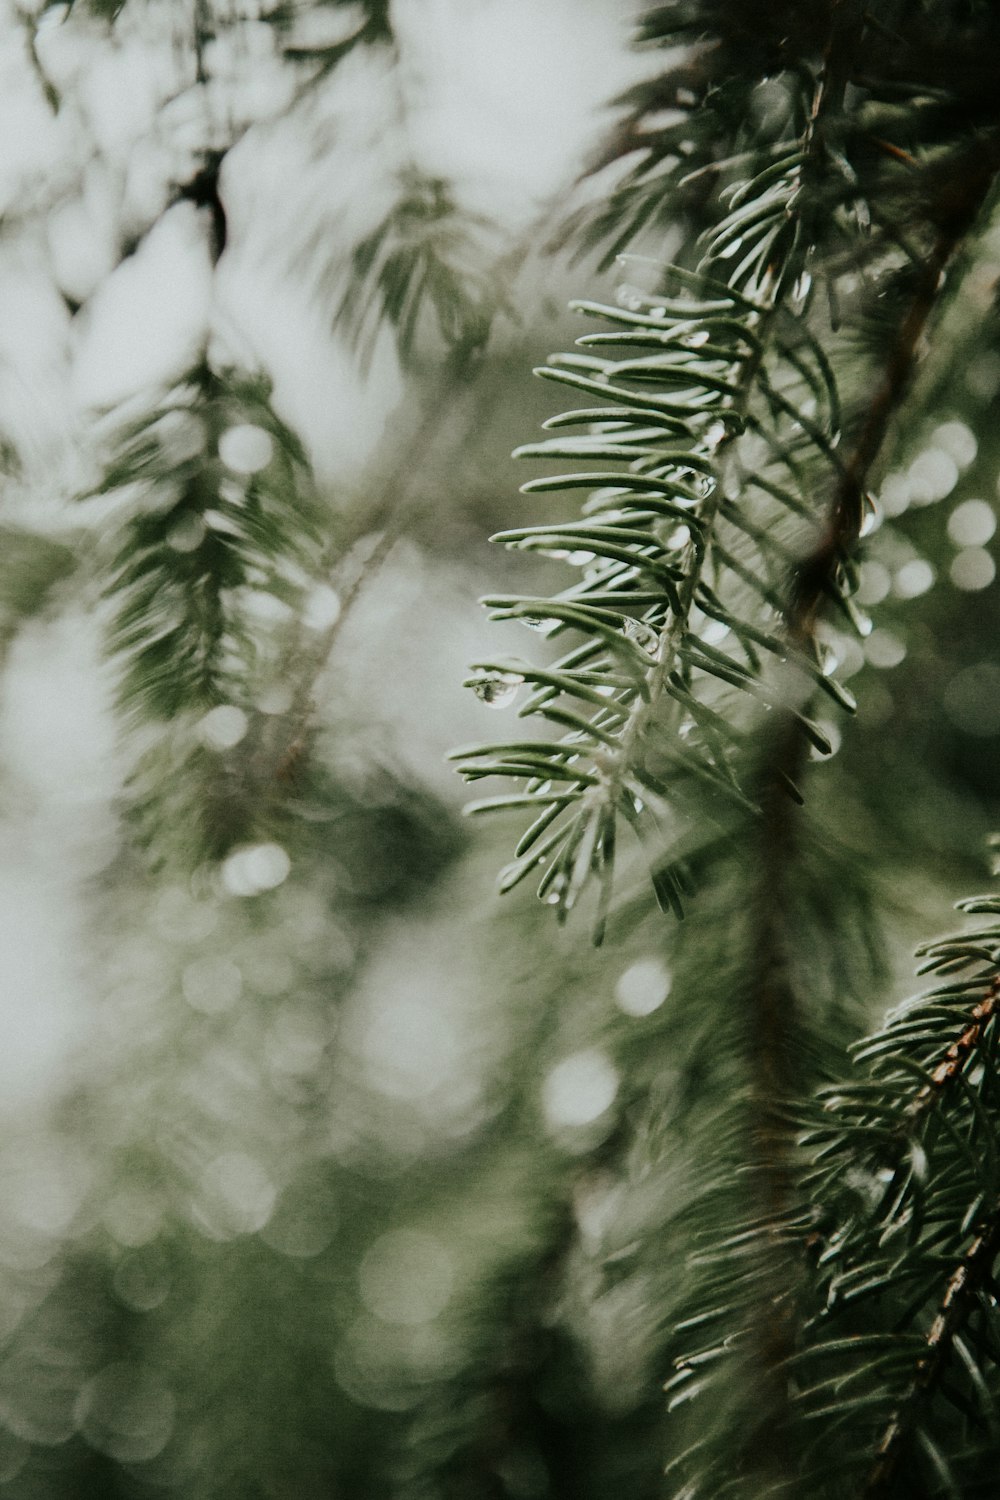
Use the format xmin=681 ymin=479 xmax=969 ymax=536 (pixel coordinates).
xmin=864 ymin=1204 xmax=1000 ymax=1497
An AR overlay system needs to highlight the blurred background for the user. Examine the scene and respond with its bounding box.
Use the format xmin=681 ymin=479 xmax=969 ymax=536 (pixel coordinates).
xmin=0 ymin=1 xmax=998 ymax=1495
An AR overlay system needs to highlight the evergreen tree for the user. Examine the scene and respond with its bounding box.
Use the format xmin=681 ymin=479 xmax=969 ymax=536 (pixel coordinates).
xmin=1 ymin=2 xmax=1000 ymax=1498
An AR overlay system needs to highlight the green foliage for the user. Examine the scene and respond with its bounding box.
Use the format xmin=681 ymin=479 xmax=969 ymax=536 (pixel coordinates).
xmin=0 ymin=526 xmax=76 ymax=655
xmin=91 ymin=364 xmax=324 ymax=861
xmin=6 ymin=4 xmax=1000 ymax=1500
xmin=458 ymin=149 xmax=859 ymax=933
xmin=657 ymin=881 xmax=1000 ymax=1499
xmin=795 ymin=887 xmax=1000 ymax=1496
xmin=455 ymin=3 xmax=1000 ymax=1496
xmin=331 ymin=172 xmax=506 ymax=365
xmin=270 ymin=0 xmax=394 ymax=68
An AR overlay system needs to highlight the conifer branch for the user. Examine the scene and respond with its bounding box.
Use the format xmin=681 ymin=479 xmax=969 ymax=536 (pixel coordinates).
xmin=790 ymin=886 xmax=1000 ymax=1495
xmin=746 ymin=91 xmax=1000 ymax=1232
xmin=732 ymin=15 xmax=867 ymax=1481
xmin=458 ymin=9 xmax=874 ymax=938
xmin=863 ymin=1202 xmax=1000 ymax=1498
xmin=91 ymin=363 xmax=323 ymax=863
xmin=787 ymin=138 xmax=1000 ymax=642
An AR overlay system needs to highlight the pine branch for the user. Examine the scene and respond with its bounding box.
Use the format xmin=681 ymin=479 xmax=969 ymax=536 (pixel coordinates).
xmin=493 ymin=9 xmax=1000 ymax=1496
xmin=458 ymin=70 xmax=863 ymax=937
xmin=786 ymin=136 xmax=1000 ymax=643
xmin=863 ymin=1198 xmax=1000 ymax=1498
xmin=696 ymin=21 xmax=870 ymax=1488
xmin=734 ymin=141 xmax=1000 ymax=1472
xmin=325 ymin=173 xmax=508 ymax=368
xmin=789 ymin=887 xmax=1000 ymax=1496
xmin=743 ymin=60 xmax=1000 ymax=1258
xmin=90 ymin=362 xmax=324 ymax=864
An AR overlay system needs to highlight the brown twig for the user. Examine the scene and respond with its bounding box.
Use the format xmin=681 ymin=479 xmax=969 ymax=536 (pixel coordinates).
xmin=863 ymin=1206 xmax=1000 ymax=1497
xmin=733 ymin=8 xmax=867 ymax=1481
xmin=905 ymin=977 xmax=1000 ymax=1125
xmin=267 ymin=340 xmax=488 ymax=781
xmin=754 ymin=125 xmax=1000 ymax=1500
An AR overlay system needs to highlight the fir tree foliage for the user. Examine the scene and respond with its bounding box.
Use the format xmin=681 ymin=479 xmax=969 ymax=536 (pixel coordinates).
xmin=799 ymin=880 xmax=1000 ymax=1498
xmin=92 ymin=363 xmax=324 ymax=861
xmin=459 ymin=1 xmax=1000 ymax=941
xmin=457 ymin=2 xmax=1000 ymax=1496
xmin=4 ymin=3 xmax=1000 ymax=1499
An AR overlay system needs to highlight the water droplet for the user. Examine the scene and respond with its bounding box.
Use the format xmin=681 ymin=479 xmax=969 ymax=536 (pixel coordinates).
xmin=198 ymin=704 xmax=248 ymax=751
xmin=908 ymin=448 xmax=958 ymax=505
xmin=933 ymin=420 xmax=977 ymax=470
xmin=950 ymin=548 xmax=996 ymax=592
xmin=893 ymin=559 xmax=936 ymax=599
xmin=666 ymin=525 xmax=691 ymax=550
xmin=543 ymin=547 xmax=595 ymax=567
xmin=113 ymin=1247 xmax=172 ymax=1312
xmin=104 ymin=1187 xmax=163 ymax=1248
xmin=166 ymin=512 xmax=205 ymax=552
xmin=621 ymin=618 xmax=659 ymax=656
xmin=261 ymin=1180 xmax=337 ymax=1259
xmin=615 ymin=284 xmax=645 ymax=312
xmin=218 ymin=424 xmax=274 ymax=475
xmin=948 ymin=499 xmax=996 ymax=548
xmin=857 ymin=560 xmax=891 ymax=606
xmin=820 ymin=645 xmax=840 ymax=677
xmin=75 ymin=1363 xmax=175 ymax=1463
xmin=791 ymin=270 xmax=812 ymax=309
xmin=542 ymin=1050 xmax=619 ymax=1129
xmin=615 ymin=957 xmax=671 ymax=1017
xmin=683 ymin=330 xmax=710 ymax=348
xmin=700 ymin=618 xmax=731 ymax=647
xmin=468 ymin=671 xmax=524 ymax=708
xmin=181 ymin=955 xmax=242 ymax=1015
xmin=809 ymin=720 xmax=842 ymax=760
xmin=303 ymin=585 xmax=342 ymax=632
xmin=859 ymin=492 xmax=879 ymax=538
xmin=195 ymin=1153 xmax=276 ymax=1239
xmin=864 ymin=629 xmax=907 ymax=670
xmin=221 ymin=842 xmax=291 ymax=896
xmin=359 ymin=1229 xmax=453 ymax=1325
xmin=256 ymin=681 xmax=295 ymax=715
